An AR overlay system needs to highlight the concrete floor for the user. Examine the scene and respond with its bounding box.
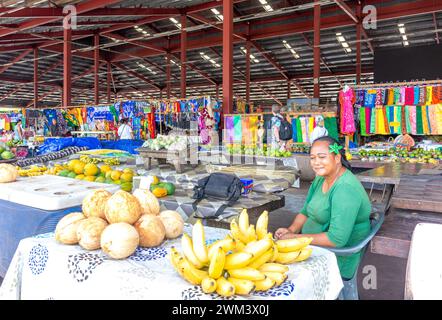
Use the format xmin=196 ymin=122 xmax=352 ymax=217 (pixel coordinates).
xmin=268 ymin=182 xmax=407 ymax=300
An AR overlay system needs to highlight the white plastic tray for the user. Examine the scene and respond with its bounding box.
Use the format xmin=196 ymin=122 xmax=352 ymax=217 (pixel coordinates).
xmin=0 ymin=175 xmax=120 ymax=211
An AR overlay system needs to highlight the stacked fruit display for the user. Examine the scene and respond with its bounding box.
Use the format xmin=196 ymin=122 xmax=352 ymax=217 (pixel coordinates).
xmin=358 ymin=147 xmax=441 ymax=164
xmin=55 ymin=159 xmax=135 ymax=191
xmin=54 ymin=188 xmax=184 ymax=259
xmin=0 ymin=144 xmax=16 ymax=161
xmin=149 ymin=175 xmax=176 ymax=198
xmin=291 ymin=144 xmax=310 ymax=154
xmin=170 ymin=210 xmax=313 ymax=297
xmin=225 ymin=144 xmax=292 ymax=158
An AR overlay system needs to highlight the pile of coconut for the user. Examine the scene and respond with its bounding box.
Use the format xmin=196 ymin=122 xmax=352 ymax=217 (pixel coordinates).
xmin=55 ymin=189 xmax=184 ymax=259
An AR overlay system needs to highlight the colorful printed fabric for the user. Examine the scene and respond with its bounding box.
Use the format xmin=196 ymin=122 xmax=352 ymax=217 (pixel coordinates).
xmin=375 ymin=90 xmax=383 ymax=105
xmin=339 ymin=88 xmax=356 ymax=134
xmin=393 ymin=88 xmax=401 ymax=105
xmin=413 ymin=87 xmax=420 ymax=106
xmin=364 ymin=90 xmax=376 ymax=108
xmin=426 ymin=86 xmax=433 ymax=105
xmin=225 ymin=116 xmax=234 ymax=143
xmin=241 ymin=116 xmax=251 ymax=145
xmin=360 ymin=108 xmax=367 ymax=136
xmin=291 ymin=118 xmax=298 ymax=142
xmin=432 ymin=86 xmax=441 ymax=104
xmin=365 ymin=108 xmax=372 ymax=135
xmin=404 ymin=87 xmax=414 ymax=105
xmin=405 ymin=106 xmax=412 ymax=133
xmin=416 ymin=106 xmax=424 ymax=135
xmin=387 ymin=89 xmax=395 ymax=105
xmin=436 ymin=104 xmax=442 ymax=134
xmin=428 ymin=105 xmax=438 ymax=134
xmin=408 ymin=105 xmax=417 ymax=134
xmin=233 ymin=115 xmax=242 ymax=142
xmin=356 ymin=90 xmax=365 ymax=106
xmin=324 ymin=117 xmax=339 ymax=141
xmin=249 ymin=116 xmax=259 ymax=145
xmin=381 ymin=89 xmax=388 ymax=105
xmin=296 ymin=118 xmax=303 ymax=143
xmin=370 ymin=107 xmax=376 ymax=134
xmin=419 ymin=87 xmax=427 ymax=105
xmin=423 ymin=106 xmax=431 ymax=134
xmin=308 ymin=117 xmax=315 ymax=134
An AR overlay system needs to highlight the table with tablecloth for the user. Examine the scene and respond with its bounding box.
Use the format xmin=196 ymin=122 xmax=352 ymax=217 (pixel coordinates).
xmin=0 ymin=224 xmax=343 ymax=300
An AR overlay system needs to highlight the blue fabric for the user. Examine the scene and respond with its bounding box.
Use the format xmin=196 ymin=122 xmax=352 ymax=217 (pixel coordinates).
xmin=36 ymin=137 xmax=102 ymax=155
xmin=292 ymin=118 xmax=298 ymax=142
xmin=0 ymin=199 xmax=81 ymax=277
xmin=413 ymin=87 xmax=420 ymax=105
xmin=364 ymin=93 xmax=376 ymax=108
xmin=100 ymin=139 xmax=144 ymax=154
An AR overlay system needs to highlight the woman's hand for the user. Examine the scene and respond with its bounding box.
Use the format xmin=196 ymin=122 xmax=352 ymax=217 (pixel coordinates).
xmin=274 ymin=228 xmax=291 ymax=240
xmin=278 ymin=232 xmax=302 ymax=240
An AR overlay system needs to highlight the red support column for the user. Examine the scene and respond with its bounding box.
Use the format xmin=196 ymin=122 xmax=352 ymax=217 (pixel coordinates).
xmin=222 ymin=0 xmax=233 ymax=114
xmin=180 ymin=14 xmax=187 ymax=98
xmin=287 ymin=80 xmax=291 ymax=100
xmin=216 ymin=84 xmax=219 ymax=100
xmin=33 ymin=47 xmax=38 ymax=108
xmin=107 ymin=62 xmax=111 ymax=103
xmin=313 ymin=1 xmax=321 ymax=99
xmin=166 ymin=52 xmax=171 ymax=99
xmin=356 ymin=2 xmax=362 ymax=85
xmin=245 ymin=40 xmax=251 ymax=105
xmin=94 ymin=33 xmax=100 ymax=104
xmin=63 ymin=26 xmax=72 ymax=107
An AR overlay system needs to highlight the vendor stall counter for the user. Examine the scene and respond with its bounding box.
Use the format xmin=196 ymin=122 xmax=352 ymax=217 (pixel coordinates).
xmin=0 ymin=176 xmax=120 ymax=277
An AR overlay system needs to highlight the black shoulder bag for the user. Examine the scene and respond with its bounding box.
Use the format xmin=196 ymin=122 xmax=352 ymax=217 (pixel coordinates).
xmin=192 ymin=172 xmax=244 ymax=218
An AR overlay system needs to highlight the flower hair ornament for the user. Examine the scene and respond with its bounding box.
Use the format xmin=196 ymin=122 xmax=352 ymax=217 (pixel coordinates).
xmin=329 ymin=143 xmax=343 ymax=155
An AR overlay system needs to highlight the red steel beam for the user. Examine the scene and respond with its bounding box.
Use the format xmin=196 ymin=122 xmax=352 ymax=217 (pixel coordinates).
xmin=63 ymin=26 xmax=72 ymax=107
xmin=287 ymin=80 xmax=291 ymax=100
xmin=166 ymin=51 xmax=171 ymax=99
xmin=356 ymin=2 xmax=362 ymax=85
xmin=112 ymin=62 xmax=161 ymax=91
xmin=34 ymin=47 xmax=38 ymax=108
xmin=187 ymin=13 xmax=247 ymax=41
xmin=223 ymin=0 xmax=233 ymax=114
xmin=107 ymin=62 xmax=112 ymax=103
xmin=251 ymin=41 xmax=288 ymax=80
xmin=333 ymin=0 xmax=358 ymax=23
xmin=0 ymin=7 xmax=180 ymax=18
xmin=245 ymin=40 xmax=251 ymax=104
xmin=39 ymin=59 xmax=62 ymax=77
xmin=0 ymin=0 xmax=124 ymax=39
xmin=184 ymin=0 xmax=247 ymax=14
xmin=102 ymin=32 xmax=166 ymax=54
xmin=180 ymin=14 xmax=187 ymax=98
xmin=0 ymin=48 xmax=32 ymax=74
xmin=94 ymin=33 xmax=100 ymax=105
xmin=313 ymin=2 xmax=321 ymax=99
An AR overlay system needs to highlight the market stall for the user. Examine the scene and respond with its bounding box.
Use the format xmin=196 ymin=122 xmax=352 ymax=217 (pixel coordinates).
xmin=0 ymin=225 xmax=343 ymax=300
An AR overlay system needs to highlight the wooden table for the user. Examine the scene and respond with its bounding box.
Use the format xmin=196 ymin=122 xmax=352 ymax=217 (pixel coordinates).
xmin=136 ymin=147 xmax=197 ymax=174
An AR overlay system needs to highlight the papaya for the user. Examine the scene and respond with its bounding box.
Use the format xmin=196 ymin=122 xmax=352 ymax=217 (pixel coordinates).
xmin=152 ymin=187 xmax=167 ymax=198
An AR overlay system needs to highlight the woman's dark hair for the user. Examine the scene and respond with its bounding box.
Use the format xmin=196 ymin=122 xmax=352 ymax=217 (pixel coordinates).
xmin=311 ymin=136 xmax=353 ymax=172
xmin=120 ymin=118 xmax=128 ymax=124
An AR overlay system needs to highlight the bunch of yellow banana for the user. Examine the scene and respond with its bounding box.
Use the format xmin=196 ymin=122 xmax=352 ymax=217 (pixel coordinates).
xmin=103 ymin=158 xmax=120 ymax=165
xmin=169 ymin=210 xmax=314 ymax=297
xmin=18 ymin=165 xmax=48 ymax=177
xmin=46 ymin=164 xmax=65 ymax=175
xmin=79 ymin=155 xmax=100 ymax=164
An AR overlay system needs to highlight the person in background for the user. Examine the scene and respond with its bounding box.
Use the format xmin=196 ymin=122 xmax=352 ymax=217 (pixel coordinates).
xmin=270 ymin=104 xmax=287 ymax=151
xmin=118 ymin=118 xmax=134 ymax=140
xmin=14 ymin=119 xmax=24 ymax=141
xmin=50 ymin=118 xmax=59 ymax=137
xmin=274 ymin=136 xmax=371 ymax=280
xmin=310 ymin=115 xmax=328 ymax=143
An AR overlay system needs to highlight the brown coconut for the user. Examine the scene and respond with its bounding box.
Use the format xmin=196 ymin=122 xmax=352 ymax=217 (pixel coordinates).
xmin=104 ymin=190 xmax=142 ymax=224
xmin=159 ymin=210 xmax=184 ymax=239
xmin=55 ymin=212 xmax=86 ymax=244
xmin=76 ymin=217 xmax=109 ymax=250
xmin=134 ymin=214 xmax=166 ymax=247
xmin=82 ymin=189 xmax=112 ymax=219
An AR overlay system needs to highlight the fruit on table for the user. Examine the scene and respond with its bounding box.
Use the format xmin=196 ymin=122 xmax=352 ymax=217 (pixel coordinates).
xmin=110 ymin=170 xmax=122 ymax=181
xmin=74 ymin=162 xmax=86 ymax=175
xmin=152 ymin=187 xmax=168 ymax=198
xmin=104 ymin=190 xmax=142 ymax=224
xmin=99 ymin=165 xmax=112 ymax=174
xmin=84 ymin=163 xmax=99 ymax=176
xmin=83 ymin=176 xmax=96 ymax=182
xmin=120 ymin=172 xmax=133 ymax=183
xmin=169 ymin=210 xmax=313 ymax=296
xmin=1 ymin=150 xmax=14 ymax=160
xmin=82 ymin=189 xmax=112 ymax=219
xmin=68 ymin=159 xmax=82 ymax=171
xmin=132 ymin=188 xmax=160 ymax=215
xmin=0 ymin=146 xmax=5 ymax=154
xmin=100 ymin=222 xmax=140 ymax=260
xmin=120 ymin=182 xmax=133 ymax=192
xmin=158 ymin=182 xmax=175 ymax=195
xmin=95 ymin=176 xmax=106 ymax=183
xmin=159 ymin=210 xmax=184 ymax=239
xmin=67 ymin=172 xmax=77 ymax=179
xmin=134 ymin=214 xmax=166 ymax=247
xmin=76 ymin=217 xmax=108 ymax=251
xmin=58 ymin=169 xmax=70 ymax=177
xmin=0 ymin=163 xmax=18 ymax=183
xmin=55 ymin=212 xmax=87 ymax=245
xmin=75 ymin=174 xmax=85 ymax=180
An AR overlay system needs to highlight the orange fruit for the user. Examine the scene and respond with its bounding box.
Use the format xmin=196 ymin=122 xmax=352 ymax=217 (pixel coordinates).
xmin=75 ymin=174 xmax=85 ymax=180
xmin=100 ymin=165 xmax=112 ymax=174
xmin=74 ymin=162 xmax=86 ymax=175
xmin=110 ymin=170 xmax=122 ymax=181
xmin=84 ymin=163 xmax=99 ymax=176
xmin=120 ymin=172 xmax=133 ymax=183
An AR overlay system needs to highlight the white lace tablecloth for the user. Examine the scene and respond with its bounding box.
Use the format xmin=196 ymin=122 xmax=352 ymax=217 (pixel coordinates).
xmin=0 ymin=224 xmax=343 ymax=300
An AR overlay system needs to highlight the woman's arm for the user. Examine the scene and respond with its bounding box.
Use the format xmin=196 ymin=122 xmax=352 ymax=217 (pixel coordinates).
xmin=279 ymin=232 xmax=336 ymax=247
xmin=288 ymin=213 xmax=307 ymax=233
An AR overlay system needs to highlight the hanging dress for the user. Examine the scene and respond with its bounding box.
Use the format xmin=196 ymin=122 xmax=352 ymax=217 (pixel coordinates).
xmin=339 ymin=88 xmax=356 ymax=134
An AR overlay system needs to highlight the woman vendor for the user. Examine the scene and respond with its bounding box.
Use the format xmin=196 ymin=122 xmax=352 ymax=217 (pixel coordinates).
xmin=275 ymin=136 xmax=371 ymax=280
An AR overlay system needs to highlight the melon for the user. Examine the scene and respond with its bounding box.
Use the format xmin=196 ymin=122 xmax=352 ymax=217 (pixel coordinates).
xmin=132 ymin=188 xmax=160 ymax=215
xmin=104 ymin=190 xmax=142 ymax=224
xmin=76 ymin=217 xmax=108 ymax=250
xmin=82 ymin=189 xmax=112 ymax=219
xmin=100 ymin=222 xmax=139 ymax=259
xmin=134 ymin=214 xmax=166 ymax=247
xmin=55 ymin=212 xmax=86 ymax=244
xmin=159 ymin=210 xmax=184 ymax=239
xmin=0 ymin=163 xmax=18 ymax=183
